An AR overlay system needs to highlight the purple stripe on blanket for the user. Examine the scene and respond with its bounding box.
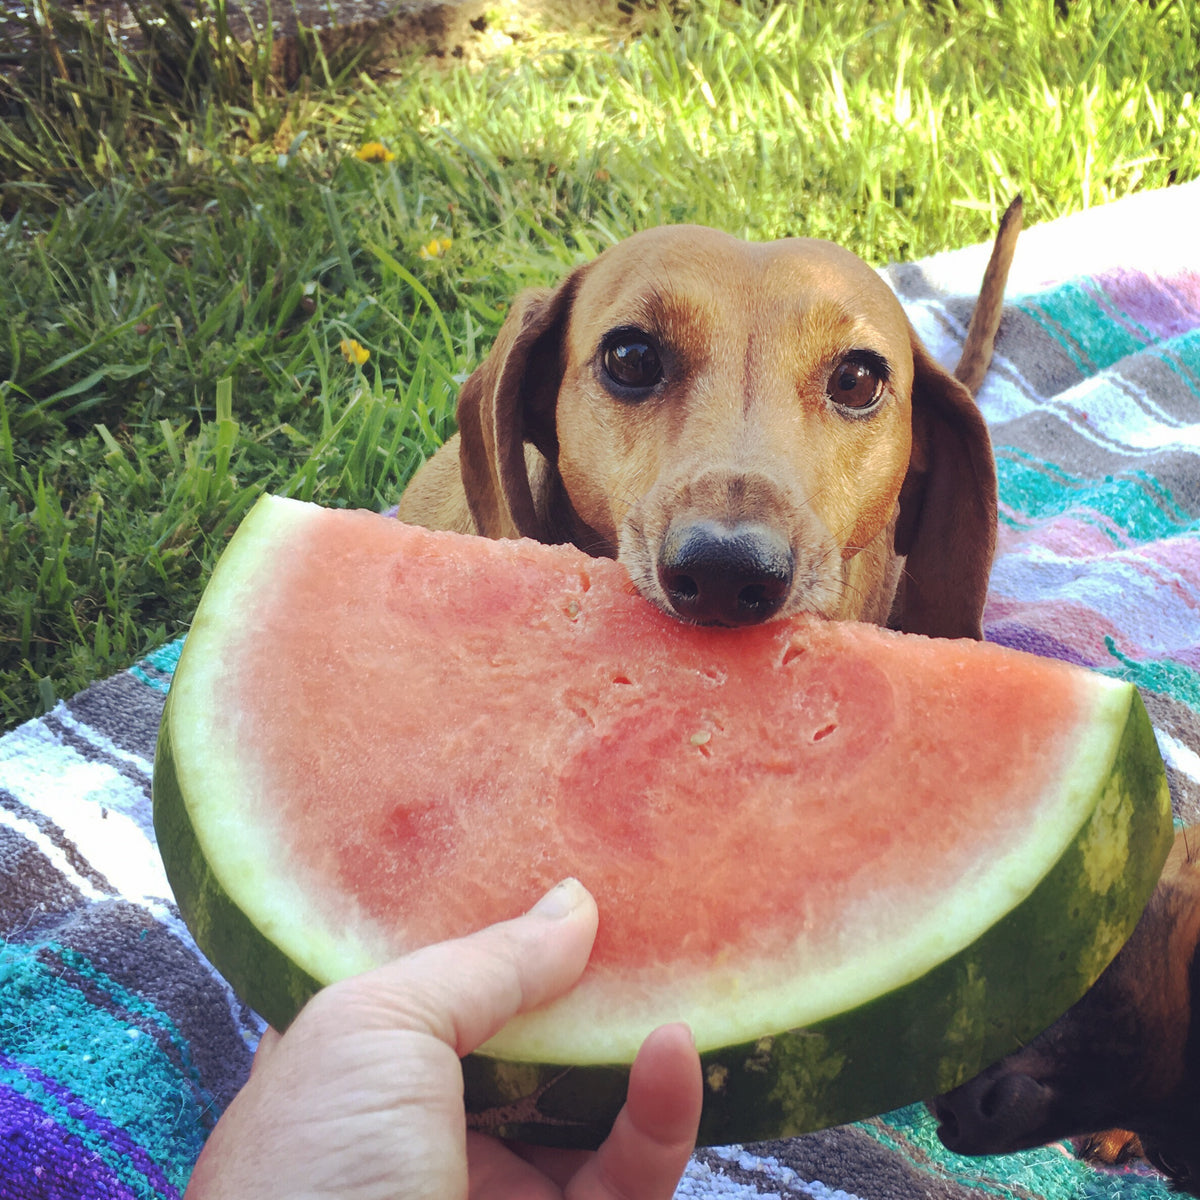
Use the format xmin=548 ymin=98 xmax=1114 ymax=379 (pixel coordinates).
xmin=1083 ymin=275 xmax=1160 ymax=347
xmin=985 ymin=597 xmax=1122 ymax=663
xmin=983 ymin=620 xmax=1097 ymax=667
xmin=0 ymin=1085 xmax=141 ymax=1200
xmin=0 ymin=1054 xmax=179 ymax=1199
xmin=1094 ymin=268 xmax=1200 ymax=341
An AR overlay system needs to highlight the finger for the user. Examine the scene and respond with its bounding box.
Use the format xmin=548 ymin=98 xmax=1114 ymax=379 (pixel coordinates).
xmin=567 ymin=1022 xmax=702 ymax=1200
xmin=247 ymin=1027 xmax=282 ymax=1078
xmin=317 ymin=877 xmax=599 ymax=1057
xmin=464 ymin=1131 xmax=561 ymax=1200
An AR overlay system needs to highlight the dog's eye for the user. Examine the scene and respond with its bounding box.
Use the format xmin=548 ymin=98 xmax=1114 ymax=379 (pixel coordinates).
xmin=827 ymin=354 xmax=886 ymax=412
xmin=601 ymin=331 xmax=663 ymax=392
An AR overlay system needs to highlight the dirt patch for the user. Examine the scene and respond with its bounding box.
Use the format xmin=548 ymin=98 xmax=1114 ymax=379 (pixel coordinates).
xmin=1 ymin=0 xmax=660 ymax=84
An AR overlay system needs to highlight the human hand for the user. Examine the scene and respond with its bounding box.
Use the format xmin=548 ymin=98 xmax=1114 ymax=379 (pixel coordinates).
xmin=185 ymin=878 xmax=703 ymax=1199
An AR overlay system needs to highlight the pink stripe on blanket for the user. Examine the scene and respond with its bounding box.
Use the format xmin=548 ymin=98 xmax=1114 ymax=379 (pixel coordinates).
xmin=996 ymin=515 xmax=1122 ymax=559
xmin=1122 ymin=537 xmax=1200 ymax=587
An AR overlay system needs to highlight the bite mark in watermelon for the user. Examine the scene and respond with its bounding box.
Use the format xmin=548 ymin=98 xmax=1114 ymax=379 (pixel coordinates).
xmin=153 ymin=495 xmax=1174 ymax=1148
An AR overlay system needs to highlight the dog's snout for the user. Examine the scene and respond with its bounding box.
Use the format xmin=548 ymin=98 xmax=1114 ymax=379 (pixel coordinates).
xmin=933 ymin=1073 xmax=1054 ymax=1155
xmin=657 ymin=520 xmax=793 ymax=626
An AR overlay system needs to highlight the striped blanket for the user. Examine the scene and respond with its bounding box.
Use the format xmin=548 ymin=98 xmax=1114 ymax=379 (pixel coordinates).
xmin=2 ymin=181 xmax=1198 ymax=1199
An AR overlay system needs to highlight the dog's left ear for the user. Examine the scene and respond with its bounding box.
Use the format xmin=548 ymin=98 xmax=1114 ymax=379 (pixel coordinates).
xmin=891 ymin=336 xmax=998 ymax=640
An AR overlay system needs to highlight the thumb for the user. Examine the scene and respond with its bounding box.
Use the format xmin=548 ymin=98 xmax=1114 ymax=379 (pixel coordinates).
xmin=323 ymin=877 xmax=600 ymax=1057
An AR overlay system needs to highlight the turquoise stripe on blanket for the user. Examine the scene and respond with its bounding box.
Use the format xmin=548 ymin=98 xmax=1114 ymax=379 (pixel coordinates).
xmin=1017 ymin=280 xmax=1150 ymax=374
xmin=129 ymin=641 xmax=184 ymax=693
xmin=0 ymin=941 xmax=205 ymax=1197
xmin=1104 ymin=640 xmax=1200 ymax=710
xmin=995 ymin=451 xmax=1197 ymax=542
xmin=865 ymin=1105 xmax=1176 ymax=1199
xmin=1154 ymin=325 xmax=1200 ymax=394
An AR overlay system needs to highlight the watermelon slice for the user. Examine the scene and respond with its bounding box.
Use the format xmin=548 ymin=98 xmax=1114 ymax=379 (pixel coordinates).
xmin=153 ymin=495 xmax=1173 ymax=1149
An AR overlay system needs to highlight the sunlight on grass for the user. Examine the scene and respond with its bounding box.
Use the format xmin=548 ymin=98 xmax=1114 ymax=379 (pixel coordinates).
xmin=1 ymin=0 xmax=1198 ymax=726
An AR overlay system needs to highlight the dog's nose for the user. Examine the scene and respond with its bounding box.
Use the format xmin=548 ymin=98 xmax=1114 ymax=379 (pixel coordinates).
xmin=657 ymin=520 xmax=793 ymax=626
xmin=933 ymin=1073 xmax=1053 ymax=1154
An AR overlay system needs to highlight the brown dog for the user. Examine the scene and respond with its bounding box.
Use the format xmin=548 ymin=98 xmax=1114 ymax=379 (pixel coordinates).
xmin=398 ymin=201 xmax=1021 ymax=639
xmin=934 ymin=827 xmax=1200 ymax=1194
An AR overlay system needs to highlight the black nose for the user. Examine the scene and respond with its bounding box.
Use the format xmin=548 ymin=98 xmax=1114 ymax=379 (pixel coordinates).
xmin=657 ymin=520 xmax=794 ymax=626
xmin=933 ymin=1073 xmax=1053 ymax=1155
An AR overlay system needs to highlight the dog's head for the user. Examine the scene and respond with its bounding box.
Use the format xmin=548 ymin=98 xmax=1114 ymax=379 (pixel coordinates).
xmin=933 ymin=828 xmax=1200 ymax=1195
xmin=457 ymin=225 xmax=996 ymax=638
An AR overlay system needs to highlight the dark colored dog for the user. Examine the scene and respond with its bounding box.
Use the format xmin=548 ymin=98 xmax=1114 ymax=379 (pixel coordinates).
xmin=934 ymin=827 xmax=1200 ymax=1194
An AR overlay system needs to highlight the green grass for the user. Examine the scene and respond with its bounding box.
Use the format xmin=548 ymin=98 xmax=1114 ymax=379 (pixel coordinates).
xmin=2 ymin=0 xmax=1199 ymax=730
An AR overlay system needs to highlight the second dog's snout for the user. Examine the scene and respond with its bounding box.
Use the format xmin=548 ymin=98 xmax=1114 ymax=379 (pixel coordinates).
xmin=657 ymin=519 xmax=794 ymax=626
xmin=932 ymin=1073 xmax=1054 ymax=1155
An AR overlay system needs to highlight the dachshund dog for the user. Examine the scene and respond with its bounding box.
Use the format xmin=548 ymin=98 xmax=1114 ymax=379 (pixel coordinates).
xmin=398 ymin=200 xmax=1021 ymax=639
xmin=934 ymin=827 xmax=1200 ymax=1194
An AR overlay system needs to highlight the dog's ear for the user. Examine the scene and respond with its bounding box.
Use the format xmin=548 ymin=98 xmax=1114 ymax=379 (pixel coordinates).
xmin=891 ymin=336 xmax=998 ymax=639
xmin=456 ymin=274 xmax=580 ymax=540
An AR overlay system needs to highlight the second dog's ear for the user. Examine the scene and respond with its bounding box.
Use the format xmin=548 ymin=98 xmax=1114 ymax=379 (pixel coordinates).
xmin=457 ymin=273 xmax=581 ymax=540
xmin=892 ymin=336 xmax=998 ymax=640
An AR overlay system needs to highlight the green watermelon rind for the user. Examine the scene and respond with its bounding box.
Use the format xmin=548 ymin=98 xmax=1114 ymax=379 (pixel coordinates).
xmin=156 ymin=679 xmax=1172 ymax=1148
xmin=155 ymin=713 xmax=323 ymax=1025
xmin=474 ymin=683 xmax=1174 ymax=1147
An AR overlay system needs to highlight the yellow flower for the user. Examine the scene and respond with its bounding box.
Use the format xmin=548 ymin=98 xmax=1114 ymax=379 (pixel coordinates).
xmin=339 ymin=338 xmax=370 ymax=365
xmin=355 ymin=141 xmax=395 ymax=163
xmin=419 ymin=236 xmax=453 ymax=260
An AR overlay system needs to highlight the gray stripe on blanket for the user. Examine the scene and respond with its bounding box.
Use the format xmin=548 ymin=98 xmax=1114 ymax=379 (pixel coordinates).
xmin=0 ymin=823 xmax=89 ymax=934
xmin=0 ymin=786 xmax=116 ymax=899
xmin=730 ymin=1128 xmax=982 ymax=1200
xmin=993 ymin=410 xmax=1200 ymax=502
xmin=1133 ymin=447 xmax=1200 ymax=514
xmin=942 ymin=300 xmax=1092 ymax=404
xmin=42 ymin=710 xmax=153 ymax=792
xmin=1116 ymin=351 xmax=1200 ymax=427
xmin=986 ymin=309 xmax=1088 ymax=401
xmin=926 ymin=299 xmax=1087 ymax=399
xmin=67 ymin=670 xmax=168 ymax=761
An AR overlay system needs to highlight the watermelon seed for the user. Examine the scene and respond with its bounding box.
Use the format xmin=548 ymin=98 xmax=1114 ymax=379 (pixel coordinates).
xmin=781 ymin=643 xmax=807 ymax=667
xmin=612 ymin=675 xmax=633 ymax=686
xmin=690 ymin=730 xmax=712 ymax=746
xmin=813 ymin=723 xmax=837 ymax=742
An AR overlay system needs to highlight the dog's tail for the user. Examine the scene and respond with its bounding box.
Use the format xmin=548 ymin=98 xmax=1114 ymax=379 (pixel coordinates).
xmin=954 ymin=194 xmax=1023 ymax=396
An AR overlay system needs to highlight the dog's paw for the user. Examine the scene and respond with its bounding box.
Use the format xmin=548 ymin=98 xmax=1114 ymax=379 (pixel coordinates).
xmin=1076 ymin=1129 xmax=1146 ymax=1165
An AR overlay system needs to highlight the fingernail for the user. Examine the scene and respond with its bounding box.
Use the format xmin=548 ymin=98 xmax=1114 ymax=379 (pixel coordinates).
xmin=530 ymin=877 xmax=584 ymax=919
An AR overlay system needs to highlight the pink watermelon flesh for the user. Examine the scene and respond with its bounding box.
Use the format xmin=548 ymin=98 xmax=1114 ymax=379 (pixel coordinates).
xmin=214 ymin=507 xmax=1084 ymax=978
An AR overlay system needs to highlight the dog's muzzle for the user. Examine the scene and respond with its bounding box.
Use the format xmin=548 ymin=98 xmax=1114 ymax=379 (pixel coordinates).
xmin=656 ymin=519 xmax=794 ymax=626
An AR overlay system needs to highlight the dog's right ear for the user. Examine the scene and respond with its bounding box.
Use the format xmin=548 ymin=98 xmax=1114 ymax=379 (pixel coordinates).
xmin=457 ymin=273 xmax=581 ymax=540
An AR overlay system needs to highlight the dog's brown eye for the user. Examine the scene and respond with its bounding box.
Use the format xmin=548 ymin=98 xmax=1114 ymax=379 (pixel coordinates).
xmin=601 ymin=332 xmax=663 ymax=392
xmin=828 ymin=355 xmax=886 ymax=412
